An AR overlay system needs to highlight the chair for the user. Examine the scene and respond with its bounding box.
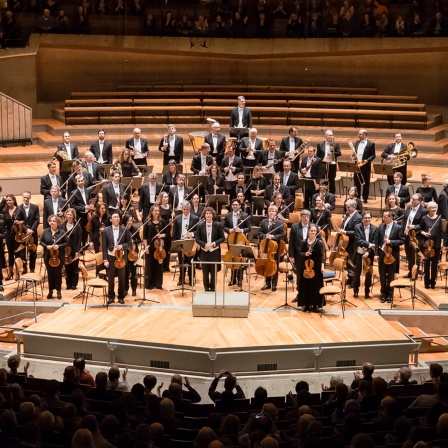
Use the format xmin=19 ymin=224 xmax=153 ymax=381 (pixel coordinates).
xmin=390 ymin=264 xmax=418 ymax=309
xmin=79 ymin=265 xmax=109 ymax=310
xmin=319 ymin=270 xmax=347 ymax=318
xmin=14 ymin=257 xmax=44 ymax=304
xmin=406 ymin=169 xmax=414 ymax=194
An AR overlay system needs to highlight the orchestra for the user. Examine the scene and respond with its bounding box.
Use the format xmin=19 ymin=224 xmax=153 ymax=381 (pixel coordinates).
xmin=7 ymin=117 xmax=448 ymax=312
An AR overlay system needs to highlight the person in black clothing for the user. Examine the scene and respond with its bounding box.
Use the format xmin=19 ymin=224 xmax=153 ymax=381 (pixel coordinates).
xmin=161 ymin=374 xmax=201 ymax=403
xmin=208 ymin=369 xmax=245 ymax=405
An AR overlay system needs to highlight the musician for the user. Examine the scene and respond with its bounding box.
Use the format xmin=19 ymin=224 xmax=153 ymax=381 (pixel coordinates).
xmin=54 ymin=132 xmax=80 ymax=182
xmin=206 ymin=163 xmax=225 ymax=199
xmin=40 ymin=161 xmax=65 ymax=200
xmin=231 ymin=173 xmax=250 ymax=202
xmin=114 ymin=148 xmax=142 ymax=178
xmin=311 ymin=180 xmax=336 ymax=211
xmin=310 ymin=195 xmax=331 ymax=238
xmin=67 ymin=160 xmax=94 ymax=198
xmin=259 ymin=204 xmax=285 ymax=292
xmin=0 ymin=217 xmax=6 ymax=292
xmin=240 ymin=128 xmax=263 ymax=162
xmin=236 ymin=192 xmax=251 ymax=215
xmin=122 ymin=214 xmax=140 ymax=296
xmin=125 ymin=127 xmax=149 ymax=166
xmin=196 ymin=207 xmax=225 ymax=292
xmin=289 ymin=209 xmax=311 ymax=303
xmin=159 ymin=191 xmax=173 ymax=273
xmin=82 ymin=151 xmax=104 ymax=182
xmin=420 ymin=202 xmax=443 ymax=289
xmin=205 ymin=121 xmax=226 ymax=166
xmin=173 ymin=201 xmax=199 ymax=286
xmin=143 ymin=204 xmax=167 ymax=290
xmin=280 ymin=160 xmax=300 ymax=199
xmin=89 ymin=201 xmax=110 ymax=254
xmin=416 ymin=174 xmax=438 ymax=207
xmin=103 ymin=170 xmax=126 ymax=214
xmin=139 ymin=173 xmax=164 ymax=221
xmin=271 ymin=192 xmax=289 ymax=227
xmin=224 ymin=199 xmax=251 ymax=287
xmin=316 ymin=129 xmax=341 ymax=194
xmin=438 ymin=179 xmax=448 ymax=220
xmin=89 ymin=129 xmax=113 ymax=165
xmin=279 ymin=126 xmax=303 ymax=172
xmin=264 ymin=173 xmax=291 ymax=209
xmin=374 ymin=211 xmax=404 ymax=303
xmin=61 ymin=208 xmax=82 ymax=291
xmin=190 ymin=193 xmax=204 ymax=218
xmin=353 ymin=129 xmax=376 ymax=203
xmin=118 ymin=193 xmax=139 ymax=222
xmin=191 ymin=143 xmax=213 ymax=175
xmin=162 ymin=160 xmax=181 ymax=188
xmin=353 ymin=212 xmax=378 ymax=299
xmin=385 ymin=172 xmax=410 ymax=208
xmin=381 ymin=132 xmax=407 ymax=184
xmin=300 ymin=146 xmax=322 ymax=209
xmin=70 ymin=174 xmax=96 ymax=245
xmin=3 ymin=194 xmax=25 ymax=281
xmin=337 ymin=199 xmax=362 ymax=286
xmin=43 ymin=186 xmax=66 ymax=229
xmin=102 ymin=212 xmax=132 ymax=304
xmin=158 ymin=124 xmax=184 ymax=165
xmin=385 ymin=193 xmax=405 ymax=223
xmin=402 ymin=193 xmax=427 ymax=278
xmin=248 ymin=166 xmax=267 ymax=215
xmin=259 ymin=139 xmax=284 ymax=174
xmin=18 ymin=191 xmax=40 ymax=274
xmin=296 ymin=224 xmax=325 ymax=312
xmin=229 ymin=95 xmax=252 ymax=138
xmin=169 ymin=174 xmax=192 ymax=211
xmin=40 ymin=214 xmax=67 ymax=300
xmin=343 ymin=186 xmax=363 ymax=214
xmin=221 ymin=145 xmax=244 ymax=186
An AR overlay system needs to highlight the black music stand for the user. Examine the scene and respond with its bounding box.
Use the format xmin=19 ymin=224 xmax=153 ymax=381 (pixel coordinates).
xmin=121 ymin=177 xmax=143 ymax=189
xmin=373 ymin=163 xmax=395 ymax=215
xmin=98 ymin=163 xmax=113 ymax=178
xmin=338 ymin=161 xmax=360 ymax=198
xmin=171 ymin=239 xmax=196 ymax=296
xmin=252 ymin=196 xmax=265 ymax=215
xmin=188 ymin=175 xmax=207 ymax=202
xmin=229 ymin=126 xmax=249 ymax=141
xmin=134 ymin=245 xmax=160 ymax=307
xmin=228 ymin=244 xmax=256 ymax=294
xmin=273 ymin=257 xmax=297 ymax=312
xmin=205 ymin=194 xmax=229 ymax=216
xmin=247 ymin=226 xmax=261 ymax=243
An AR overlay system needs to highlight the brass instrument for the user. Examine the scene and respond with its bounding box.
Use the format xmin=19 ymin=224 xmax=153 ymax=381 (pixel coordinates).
xmin=53 ymin=149 xmax=70 ymax=163
xmin=288 ymin=140 xmax=310 ymax=162
xmin=322 ymin=137 xmax=336 ymax=164
xmin=188 ymin=131 xmax=207 ymax=156
xmin=348 ymin=141 xmax=365 ymax=168
xmin=387 ymin=142 xmax=418 ymax=168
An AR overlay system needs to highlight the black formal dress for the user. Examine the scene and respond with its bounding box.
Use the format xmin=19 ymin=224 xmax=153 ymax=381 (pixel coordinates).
xmin=61 ymin=221 xmax=82 ymax=289
xmin=40 ymin=227 xmax=67 ymax=294
xmin=3 ymin=206 xmax=25 ymax=269
xmin=420 ymin=214 xmax=443 ymax=288
xmin=144 ymin=220 xmax=167 ymax=290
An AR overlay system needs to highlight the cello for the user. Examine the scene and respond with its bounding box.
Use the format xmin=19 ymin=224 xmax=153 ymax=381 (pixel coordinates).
xmin=255 ymin=222 xmax=284 ymax=277
xmin=329 ymin=232 xmax=349 ymax=265
xmin=223 ymin=214 xmax=251 ymax=270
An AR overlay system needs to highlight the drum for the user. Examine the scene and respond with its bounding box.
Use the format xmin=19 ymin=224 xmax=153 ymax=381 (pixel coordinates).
xmin=188 ymin=131 xmax=208 ymax=155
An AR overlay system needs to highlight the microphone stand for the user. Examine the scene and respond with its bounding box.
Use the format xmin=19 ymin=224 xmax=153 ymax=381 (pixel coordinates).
xmin=133 ymin=244 xmax=159 ymax=307
xmin=273 ymin=255 xmax=297 ymax=311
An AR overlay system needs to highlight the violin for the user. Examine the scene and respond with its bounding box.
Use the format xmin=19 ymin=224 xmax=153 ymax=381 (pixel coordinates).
xmin=303 ymin=259 xmax=315 ymax=279
xmin=409 ymin=229 xmax=419 ymax=249
xmin=49 ymin=244 xmax=61 ymax=268
xmin=424 ymin=238 xmax=435 ymax=258
xmin=64 ymin=246 xmax=73 ymax=265
xmin=114 ymin=247 xmax=126 ymax=268
xmin=153 ymin=225 xmax=167 ymax=264
xmin=14 ymin=223 xmax=26 ymax=243
xmin=128 ymin=243 xmax=139 ymax=262
xmin=383 ymin=244 xmax=395 ymax=265
xmin=26 ymin=235 xmax=37 ymax=252
xmin=329 ymin=233 xmax=349 ymax=265
xmin=362 ymin=257 xmax=373 ymax=275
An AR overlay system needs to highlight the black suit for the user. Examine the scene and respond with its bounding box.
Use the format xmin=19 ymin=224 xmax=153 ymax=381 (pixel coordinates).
xmin=40 ymin=173 xmax=64 ymax=199
xmin=279 ymin=136 xmax=303 ymax=171
xmin=139 ymin=182 xmax=164 ymax=221
xmin=70 ymin=187 xmax=95 ymax=244
xmin=381 ymin=142 xmax=407 ymax=184
xmin=280 ymin=171 xmax=300 ymax=197
xmin=316 ymin=140 xmax=342 ymax=194
xmin=196 ymin=220 xmax=225 ymax=291
xmin=311 ymin=192 xmax=336 ymax=211
xmin=229 ymin=106 xmax=252 ymax=130
xmin=375 ymin=222 xmax=404 ymax=299
xmin=353 ymin=223 xmax=378 ymax=295
xmin=18 ymin=203 xmax=40 ymax=272
xmin=264 ymin=184 xmax=290 ymax=208
xmin=401 ymin=204 xmax=428 ymax=273
xmin=191 ymin=154 xmax=213 ymax=175
xmin=354 ymin=139 xmax=376 ymax=202
xmin=68 ymin=171 xmax=94 ymax=198
xmin=158 ymin=135 xmax=184 ymax=165
xmin=341 ymin=211 xmax=363 ymax=280
xmin=169 ymin=186 xmax=192 ymax=211
xmin=205 ymin=133 xmax=226 ymax=166
xmin=54 ymin=144 xmax=80 ymax=183
xmin=125 ymin=137 xmax=149 ymax=166
xmin=90 ymin=140 xmax=113 ymax=164
xmin=289 ymin=222 xmax=310 ymax=288
xmin=386 ymin=184 xmax=410 ymax=208
xmin=102 ymin=225 xmax=132 ymax=301
xmin=438 ymin=189 xmax=448 ymax=220
xmin=172 ymin=213 xmax=199 ymax=283
xmin=240 ymin=137 xmax=264 ymax=151
xmin=258 ymin=150 xmax=285 ymax=174
xmin=43 ymin=197 xmax=67 ymax=229
xmin=300 ymin=156 xmax=322 ymax=209
xmin=82 ymin=161 xmax=103 ymax=181
xmin=221 ymin=156 xmax=244 ymax=177
xmin=102 ymin=182 xmax=126 ymax=213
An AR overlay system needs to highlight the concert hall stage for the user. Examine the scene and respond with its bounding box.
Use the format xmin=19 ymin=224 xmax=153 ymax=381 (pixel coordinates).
xmin=19 ymin=306 xmax=419 ymax=377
